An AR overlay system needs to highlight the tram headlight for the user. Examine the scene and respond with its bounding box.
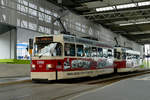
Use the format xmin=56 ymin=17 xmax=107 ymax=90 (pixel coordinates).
xmin=46 ymin=64 xmax=52 ymax=69
xmin=32 ymin=64 xmax=36 ymax=69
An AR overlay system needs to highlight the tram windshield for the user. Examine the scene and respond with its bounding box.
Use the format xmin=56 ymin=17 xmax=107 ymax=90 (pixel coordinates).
xmin=34 ymin=42 xmax=62 ymax=57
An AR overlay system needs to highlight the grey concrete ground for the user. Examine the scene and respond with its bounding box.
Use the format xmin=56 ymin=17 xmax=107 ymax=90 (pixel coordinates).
xmin=0 ymin=77 xmax=30 ymax=85
xmin=0 ymin=64 xmax=30 ymax=77
xmin=1 ymin=74 xmax=150 ymax=100
xmin=0 ymin=81 xmax=99 ymax=100
xmin=70 ymin=74 xmax=150 ymax=100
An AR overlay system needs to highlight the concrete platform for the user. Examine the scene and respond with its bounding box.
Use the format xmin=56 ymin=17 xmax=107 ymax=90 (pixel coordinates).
xmin=0 ymin=80 xmax=98 ymax=100
xmin=0 ymin=77 xmax=30 ymax=85
xmin=0 ymin=64 xmax=30 ymax=77
xmin=70 ymin=73 xmax=150 ymax=100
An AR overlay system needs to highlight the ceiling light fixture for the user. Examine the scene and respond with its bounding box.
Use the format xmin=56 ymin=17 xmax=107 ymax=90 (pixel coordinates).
xmin=119 ymin=23 xmax=134 ymax=26
xmin=136 ymin=21 xmax=150 ymax=24
xmin=96 ymin=6 xmax=115 ymax=12
xmin=119 ymin=21 xmax=150 ymax=26
xmin=138 ymin=1 xmax=150 ymax=6
xmin=96 ymin=1 xmax=150 ymax=12
xmin=116 ymin=3 xmax=136 ymax=9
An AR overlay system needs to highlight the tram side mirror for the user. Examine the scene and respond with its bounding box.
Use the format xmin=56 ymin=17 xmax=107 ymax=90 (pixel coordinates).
xmin=29 ymin=38 xmax=33 ymax=49
xmin=26 ymin=47 xmax=28 ymax=52
xmin=29 ymin=38 xmax=34 ymax=55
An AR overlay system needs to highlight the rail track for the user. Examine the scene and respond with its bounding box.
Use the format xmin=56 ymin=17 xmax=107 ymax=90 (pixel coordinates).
xmin=1 ymin=70 xmax=150 ymax=100
xmin=50 ymin=70 xmax=150 ymax=100
xmin=55 ymin=69 xmax=150 ymax=85
xmin=79 ymin=70 xmax=150 ymax=84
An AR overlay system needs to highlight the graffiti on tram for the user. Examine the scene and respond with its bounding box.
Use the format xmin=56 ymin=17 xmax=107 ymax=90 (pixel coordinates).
xmin=63 ymin=58 xmax=113 ymax=70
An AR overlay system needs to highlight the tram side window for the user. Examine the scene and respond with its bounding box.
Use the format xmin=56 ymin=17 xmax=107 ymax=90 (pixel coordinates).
xmin=114 ymin=49 xmax=121 ymax=59
xmin=103 ymin=48 xmax=108 ymax=58
xmin=136 ymin=55 xmax=140 ymax=59
xmin=133 ymin=55 xmax=139 ymax=59
xmin=122 ymin=52 xmax=126 ymax=60
xmin=132 ymin=55 xmax=135 ymax=59
xmin=91 ymin=47 xmax=97 ymax=57
xmin=64 ymin=43 xmax=75 ymax=56
xmin=98 ymin=48 xmax=103 ymax=57
xmin=84 ymin=45 xmax=91 ymax=57
xmin=77 ymin=45 xmax=84 ymax=57
xmin=127 ymin=53 xmax=131 ymax=59
xmin=131 ymin=55 xmax=134 ymax=59
xmin=55 ymin=43 xmax=62 ymax=56
xmin=108 ymin=49 xmax=112 ymax=57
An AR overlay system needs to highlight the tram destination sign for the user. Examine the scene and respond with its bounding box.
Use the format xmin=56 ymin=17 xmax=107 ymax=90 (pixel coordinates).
xmin=36 ymin=37 xmax=53 ymax=43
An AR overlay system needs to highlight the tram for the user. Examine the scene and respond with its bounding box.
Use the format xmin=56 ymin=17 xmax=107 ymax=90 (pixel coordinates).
xmin=31 ymin=34 xmax=114 ymax=80
xmin=114 ymin=47 xmax=142 ymax=72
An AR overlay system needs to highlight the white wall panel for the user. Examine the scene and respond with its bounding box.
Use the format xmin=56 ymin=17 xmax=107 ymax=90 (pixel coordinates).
xmin=0 ymin=29 xmax=17 ymax=59
xmin=0 ymin=32 xmax=10 ymax=59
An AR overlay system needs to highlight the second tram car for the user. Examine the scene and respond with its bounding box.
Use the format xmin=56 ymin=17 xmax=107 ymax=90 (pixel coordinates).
xmin=31 ymin=34 xmax=114 ymax=81
xmin=114 ymin=47 xmax=142 ymax=72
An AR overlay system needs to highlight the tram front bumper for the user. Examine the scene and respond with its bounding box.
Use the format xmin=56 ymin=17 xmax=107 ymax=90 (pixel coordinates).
xmin=31 ymin=72 xmax=56 ymax=80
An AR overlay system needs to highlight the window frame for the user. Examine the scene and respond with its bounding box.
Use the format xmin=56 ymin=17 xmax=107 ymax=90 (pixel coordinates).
xmin=103 ymin=48 xmax=108 ymax=58
xmin=76 ymin=44 xmax=84 ymax=57
xmin=64 ymin=43 xmax=76 ymax=57
xmin=91 ymin=47 xmax=98 ymax=57
xmin=98 ymin=48 xmax=103 ymax=57
xmin=84 ymin=45 xmax=91 ymax=57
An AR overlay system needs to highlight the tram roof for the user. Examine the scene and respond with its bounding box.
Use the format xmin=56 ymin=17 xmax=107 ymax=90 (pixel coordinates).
xmin=36 ymin=34 xmax=113 ymax=48
xmin=63 ymin=34 xmax=113 ymax=48
xmin=114 ymin=46 xmax=140 ymax=55
xmin=126 ymin=49 xmax=140 ymax=55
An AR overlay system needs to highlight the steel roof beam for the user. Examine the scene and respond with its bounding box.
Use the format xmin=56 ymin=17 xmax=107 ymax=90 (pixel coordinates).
xmin=129 ymin=31 xmax=150 ymax=35
xmin=72 ymin=0 xmax=103 ymax=4
xmin=82 ymin=8 xmax=150 ymax=16
xmin=124 ymin=33 xmax=150 ymax=40
xmin=136 ymin=40 xmax=150 ymax=44
xmin=86 ymin=11 xmax=150 ymax=21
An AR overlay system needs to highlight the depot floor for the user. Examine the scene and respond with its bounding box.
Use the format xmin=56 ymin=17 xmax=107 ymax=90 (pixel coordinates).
xmin=0 ymin=74 xmax=150 ymax=100
xmin=71 ymin=73 xmax=150 ymax=100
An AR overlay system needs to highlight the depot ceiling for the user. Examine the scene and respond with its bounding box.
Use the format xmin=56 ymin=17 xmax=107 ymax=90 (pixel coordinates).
xmin=47 ymin=0 xmax=150 ymax=44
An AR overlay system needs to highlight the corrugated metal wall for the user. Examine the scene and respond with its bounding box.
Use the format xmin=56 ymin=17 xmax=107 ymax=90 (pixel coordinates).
xmin=0 ymin=0 xmax=143 ymax=53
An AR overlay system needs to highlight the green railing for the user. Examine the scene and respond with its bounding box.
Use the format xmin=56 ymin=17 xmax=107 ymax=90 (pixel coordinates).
xmin=0 ymin=59 xmax=30 ymax=64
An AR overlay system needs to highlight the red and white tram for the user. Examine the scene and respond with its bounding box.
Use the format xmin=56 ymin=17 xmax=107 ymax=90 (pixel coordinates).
xmin=114 ymin=47 xmax=142 ymax=72
xmin=31 ymin=34 xmax=114 ymax=81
